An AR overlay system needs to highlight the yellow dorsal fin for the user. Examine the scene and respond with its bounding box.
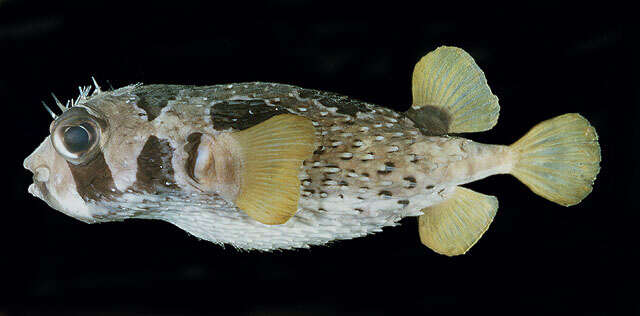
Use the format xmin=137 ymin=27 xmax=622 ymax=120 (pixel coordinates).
xmin=418 ymin=187 xmax=498 ymax=256
xmin=408 ymin=46 xmax=500 ymax=135
xmin=230 ymin=114 xmax=316 ymax=225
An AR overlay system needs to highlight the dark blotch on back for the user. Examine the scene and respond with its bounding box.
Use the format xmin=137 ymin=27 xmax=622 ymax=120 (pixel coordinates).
xmin=210 ymin=99 xmax=289 ymax=130
xmin=133 ymin=136 xmax=180 ymax=193
xmin=316 ymin=95 xmax=372 ymax=117
xmin=67 ymin=152 xmax=119 ymax=202
xmin=184 ymin=133 xmax=202 ymax=182
xmin=406 ymin=105 xmax=452 ymax=136
xmin=135 ymin=85 xmax=182 ymax=121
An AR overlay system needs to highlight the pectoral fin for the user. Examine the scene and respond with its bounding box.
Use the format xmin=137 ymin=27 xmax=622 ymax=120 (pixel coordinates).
xmin=230 ymin=114 xmax=316 ymax=225
xmin=418 ymin=187 xmax=498 ymax=256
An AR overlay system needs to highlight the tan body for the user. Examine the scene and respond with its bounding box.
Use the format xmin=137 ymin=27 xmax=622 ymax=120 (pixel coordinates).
xmin=24 ymin=46 xmax=600 ymax=253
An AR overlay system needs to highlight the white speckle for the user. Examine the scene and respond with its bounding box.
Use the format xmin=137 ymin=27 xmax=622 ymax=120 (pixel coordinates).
xmin=312 ymin=121 xmax=319 ymax=126
xmin=331 ymin=141 xmax=343 ymax=147
xmin=347 ymin=172 xmax=359 ymax=178
xmin=321 ymin=131 xmax=328 ymax=135
xmin=392 ymin=132 xmax=404 ymax=137
xmin=327 ymin=107 xmax=338 ymax=113
xmin=320 ymin=111 xmax=329 ymax=116
xmin=353 ymin=140 xmax=364 ymax=147
xmin=125 ymin=100 xmax=130 ymax=104
xmin=320 ymin=192 xmax=328 ymax=198
xmin=385 ymin=123 xmax=394 ymax=128
xmin=313 ymin=161 xmax=322 ymax=167
xmin=330 ymin=125 xmax=342 ymax=132
xmin=375 ymin=135 xmax=385 ymax=141
xmin=409 ymin=131 xmax=419 ymax=135
xmin=323 ymin=180 xmax=338 ymax=186
xmin=381 ymin=181 xmax=393 ymax=186
xmin=298 ymin=107 xmax=307 ymax=112
xmin=323 ymin=167 xmax=341 ymax=173
xmin=203 ymin=97 xmax=208 ymax=101
xmin=226 ymin=84 xmax=233 ymax=88
xmin=359 ymin=176 xmax=370 ymax=182
xmin=387 ymin=146 xmax=399 ymax=153
xmin=358 ymin=187 xmax=368 ymax=193
xmin=361 ymin=153 xmax=375 ymax=160
xmin=340 ymin=153 xmax=353 ymax=159
xmin=373 ymin=123 xmax=382 ymax=128
xmin=360 ymin=126 xmax=369 ymax=132
xmin=341 ymin=132 xmax=353 ymax=137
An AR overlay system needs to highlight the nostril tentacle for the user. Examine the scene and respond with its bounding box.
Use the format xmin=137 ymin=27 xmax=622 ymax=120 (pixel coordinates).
xmin=35 ymin=167 xmax=50 ymax=182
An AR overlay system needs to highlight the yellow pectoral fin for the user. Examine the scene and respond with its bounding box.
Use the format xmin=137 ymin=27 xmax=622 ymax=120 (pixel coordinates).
xmin=418 ymin=187 xmax=498 ymax=256
xmin=230 ymin=114 xmax=316 ymax=225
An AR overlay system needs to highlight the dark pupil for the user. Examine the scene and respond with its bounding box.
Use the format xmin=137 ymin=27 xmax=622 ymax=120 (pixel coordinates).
xmin=63 ymin=126 xmax=91 ymax=153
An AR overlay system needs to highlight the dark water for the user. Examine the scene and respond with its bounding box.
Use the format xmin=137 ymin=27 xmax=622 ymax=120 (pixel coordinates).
xmin=1 ymin=1 xmax=636 ymax=315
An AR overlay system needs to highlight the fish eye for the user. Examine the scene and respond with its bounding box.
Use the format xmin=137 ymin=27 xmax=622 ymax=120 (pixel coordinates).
xmin=50 ymin=107 xmax=102 ymax=164
xmin=63 ymin=125 xmax=92 ymax=153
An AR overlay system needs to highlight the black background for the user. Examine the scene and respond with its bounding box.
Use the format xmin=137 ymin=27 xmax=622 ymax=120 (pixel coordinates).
xmin=1 ymin=1 xmax=636 ymax=315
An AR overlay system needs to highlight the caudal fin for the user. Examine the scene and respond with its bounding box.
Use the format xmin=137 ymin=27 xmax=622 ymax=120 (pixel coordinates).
xmin=509 ymin=113 xmax=601 ymax=206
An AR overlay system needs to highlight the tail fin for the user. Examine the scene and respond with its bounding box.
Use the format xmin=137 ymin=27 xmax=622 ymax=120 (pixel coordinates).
xmin=509 ymin=113 xmax=601 ymax=206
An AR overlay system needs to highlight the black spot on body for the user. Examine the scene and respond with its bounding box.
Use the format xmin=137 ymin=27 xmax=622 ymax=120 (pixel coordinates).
xmin=404 ymin=176 xmax=417 ymax=188
xmin=313 ymin=146 xmax=326 ymax=155
xmin=426 ymin=185 xmax=435 ymax=190
xmin=133 ymin=136 xmax=180 ymax=194
xmin=378 ymin=162 xmax=395 ymax=175
xmin=210 ymin=99 xmax=290 ymax=130
xmin=339 ymin=180 xmax=349 ymax=186
xmin=135 ymin=85 xmax=181 ymax=121
xmin=68 ymin=152 xmax=119 ymax=202
xmin=398 ymin=200 xmax=410 ymax=207
xmin=378 ymin=190 xmax=393 ymax=197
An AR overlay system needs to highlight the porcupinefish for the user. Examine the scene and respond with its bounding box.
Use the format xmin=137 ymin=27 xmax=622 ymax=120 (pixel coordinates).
xmin=23 ymin=46 xmax=601 ymax=255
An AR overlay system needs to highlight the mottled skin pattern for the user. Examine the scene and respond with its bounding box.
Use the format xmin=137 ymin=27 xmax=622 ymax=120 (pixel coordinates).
xmin=24 ymin=82 xmax=513 ymax=250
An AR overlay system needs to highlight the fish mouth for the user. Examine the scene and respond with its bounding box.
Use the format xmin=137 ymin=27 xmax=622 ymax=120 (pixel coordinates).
xmin=28 ymin=180 xmax=61 ymax=211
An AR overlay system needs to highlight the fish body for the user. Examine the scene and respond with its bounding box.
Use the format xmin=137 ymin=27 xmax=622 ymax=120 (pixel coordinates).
xmin=24 ymin=47 xmax=601 ymax=254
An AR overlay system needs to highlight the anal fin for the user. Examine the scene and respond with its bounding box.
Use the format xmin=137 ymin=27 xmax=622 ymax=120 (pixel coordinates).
xmin=418 ymin=187 xmax=498 ymax=256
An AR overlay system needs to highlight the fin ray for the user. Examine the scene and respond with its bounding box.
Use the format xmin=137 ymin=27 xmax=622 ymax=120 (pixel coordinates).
xmin=231 ymin=114 xmax=316 ymax=225
xmin=408 ymin=46 xmax=499 ymax=135
xmin=509 ymin=113 xmax=601 ymax=206
xmin=418 ymin=187 xmax=498 ymax=256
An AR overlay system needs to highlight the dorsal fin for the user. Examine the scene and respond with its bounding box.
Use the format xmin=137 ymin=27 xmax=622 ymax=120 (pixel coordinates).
xmin=230 ymin=114 xmax=316 ymax=225
xmin=408 ymin=46 xmax=500 ymax=135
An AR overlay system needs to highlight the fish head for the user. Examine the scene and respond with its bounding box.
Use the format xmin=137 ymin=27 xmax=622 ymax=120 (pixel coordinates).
xmin=24 ymin=104 xmax=113 ymax=223
xmin=23 ymin=87 xmax=166 ymax=223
